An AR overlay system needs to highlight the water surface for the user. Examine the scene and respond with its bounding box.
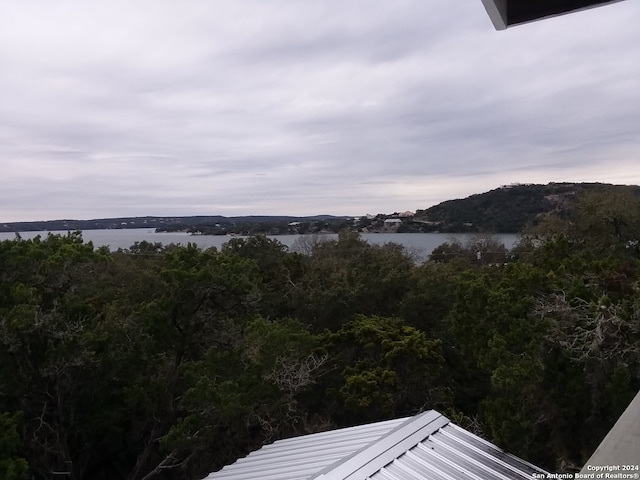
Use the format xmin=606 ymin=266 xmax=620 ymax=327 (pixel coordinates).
xmin=0 ymin=229 xmax=519 ymax=260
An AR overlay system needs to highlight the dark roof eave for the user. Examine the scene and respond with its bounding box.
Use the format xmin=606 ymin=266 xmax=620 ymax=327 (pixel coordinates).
xmin=481 ymin=0 xmax=626 ymax=30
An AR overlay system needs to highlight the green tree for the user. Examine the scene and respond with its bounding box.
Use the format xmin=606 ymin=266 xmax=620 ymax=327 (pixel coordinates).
xmin=323 ymin=315 xmax=447 ymax=424
xmin=222 ymin=235 xmax=303 ymax=319
xmin=429 ymin=234 xmax=508 ymax=266
xmin=293 ymin=232 xmax=414 ymax=331
xmin=0 ymin=412 xmax=29 ymax=480
xmin=447 ymin=263 xmax=556 ymax=464
xmin=524 ymin=189 xmax=640 ymax=262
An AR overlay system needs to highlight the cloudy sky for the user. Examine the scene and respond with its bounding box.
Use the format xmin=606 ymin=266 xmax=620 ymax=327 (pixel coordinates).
xmin=1 ymin=1 xmax=639 ymax=221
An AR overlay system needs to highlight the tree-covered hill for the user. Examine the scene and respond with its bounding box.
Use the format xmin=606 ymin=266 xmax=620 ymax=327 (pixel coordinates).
xmin=415 ymin=182 xmax=640 ymax=233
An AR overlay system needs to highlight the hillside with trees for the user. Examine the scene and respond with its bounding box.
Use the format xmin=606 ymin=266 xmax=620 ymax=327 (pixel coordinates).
xmin=1 ymin=189 xmax=639 ymax=479
xmin=414 ymin=182 xmax=640 ymax=232
xmin=4 ymin=183 xmax=639 ymax=236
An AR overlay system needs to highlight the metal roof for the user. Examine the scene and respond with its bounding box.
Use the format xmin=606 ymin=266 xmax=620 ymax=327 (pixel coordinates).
xmin=203 ymin=416 xmax=408 ymax=480
xmin=204 ymin=411 xmax=549 ymax=480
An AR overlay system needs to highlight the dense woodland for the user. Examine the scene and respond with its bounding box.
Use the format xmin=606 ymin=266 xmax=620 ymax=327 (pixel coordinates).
xmin=1 ymin=190 xmax=640 ymax=480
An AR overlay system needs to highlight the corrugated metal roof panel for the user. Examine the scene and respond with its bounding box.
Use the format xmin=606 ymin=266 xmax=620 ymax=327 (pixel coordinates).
xmin=365 ymin=424 xmax=547 ymax=480
xmin=204 ymin=411 xmax=549 ymax=480
xmin=204 ymin=417 xmax=409 ymax=480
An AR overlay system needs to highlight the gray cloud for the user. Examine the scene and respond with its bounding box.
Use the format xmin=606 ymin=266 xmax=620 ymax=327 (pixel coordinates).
xmin=1 ymin=0 xmax=639 ymax=221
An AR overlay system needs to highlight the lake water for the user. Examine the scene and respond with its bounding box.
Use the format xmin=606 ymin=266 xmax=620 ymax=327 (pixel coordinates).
xmin=0 ymin=229 xmax=520 ymax=260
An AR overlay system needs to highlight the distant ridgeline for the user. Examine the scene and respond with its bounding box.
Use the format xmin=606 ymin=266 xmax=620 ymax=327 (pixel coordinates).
xmin=3 ymin=183 xmax=639 ymax=235
xmin=0 ymin=215 xmax=349 ymax=235
xmin=414 ymin=182 xmax=640 ymax=233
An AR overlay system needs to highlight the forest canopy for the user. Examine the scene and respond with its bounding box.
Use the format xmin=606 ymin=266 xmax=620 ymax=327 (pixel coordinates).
xmin=1 ymin=190 xmax=639 ymax=479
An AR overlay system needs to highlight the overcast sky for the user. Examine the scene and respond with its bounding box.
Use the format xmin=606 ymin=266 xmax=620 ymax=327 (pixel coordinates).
xmin=1 ymin=1 xmax=639 ymax=221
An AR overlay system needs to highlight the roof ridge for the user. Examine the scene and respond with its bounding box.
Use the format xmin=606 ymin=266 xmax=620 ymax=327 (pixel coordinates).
xmin=312 ymin=410 xmax=449 ymax=480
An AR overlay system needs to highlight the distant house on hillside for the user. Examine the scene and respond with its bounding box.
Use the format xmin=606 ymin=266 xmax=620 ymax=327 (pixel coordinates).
xmin=383 ymin=218 xmax=402 ymax=232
